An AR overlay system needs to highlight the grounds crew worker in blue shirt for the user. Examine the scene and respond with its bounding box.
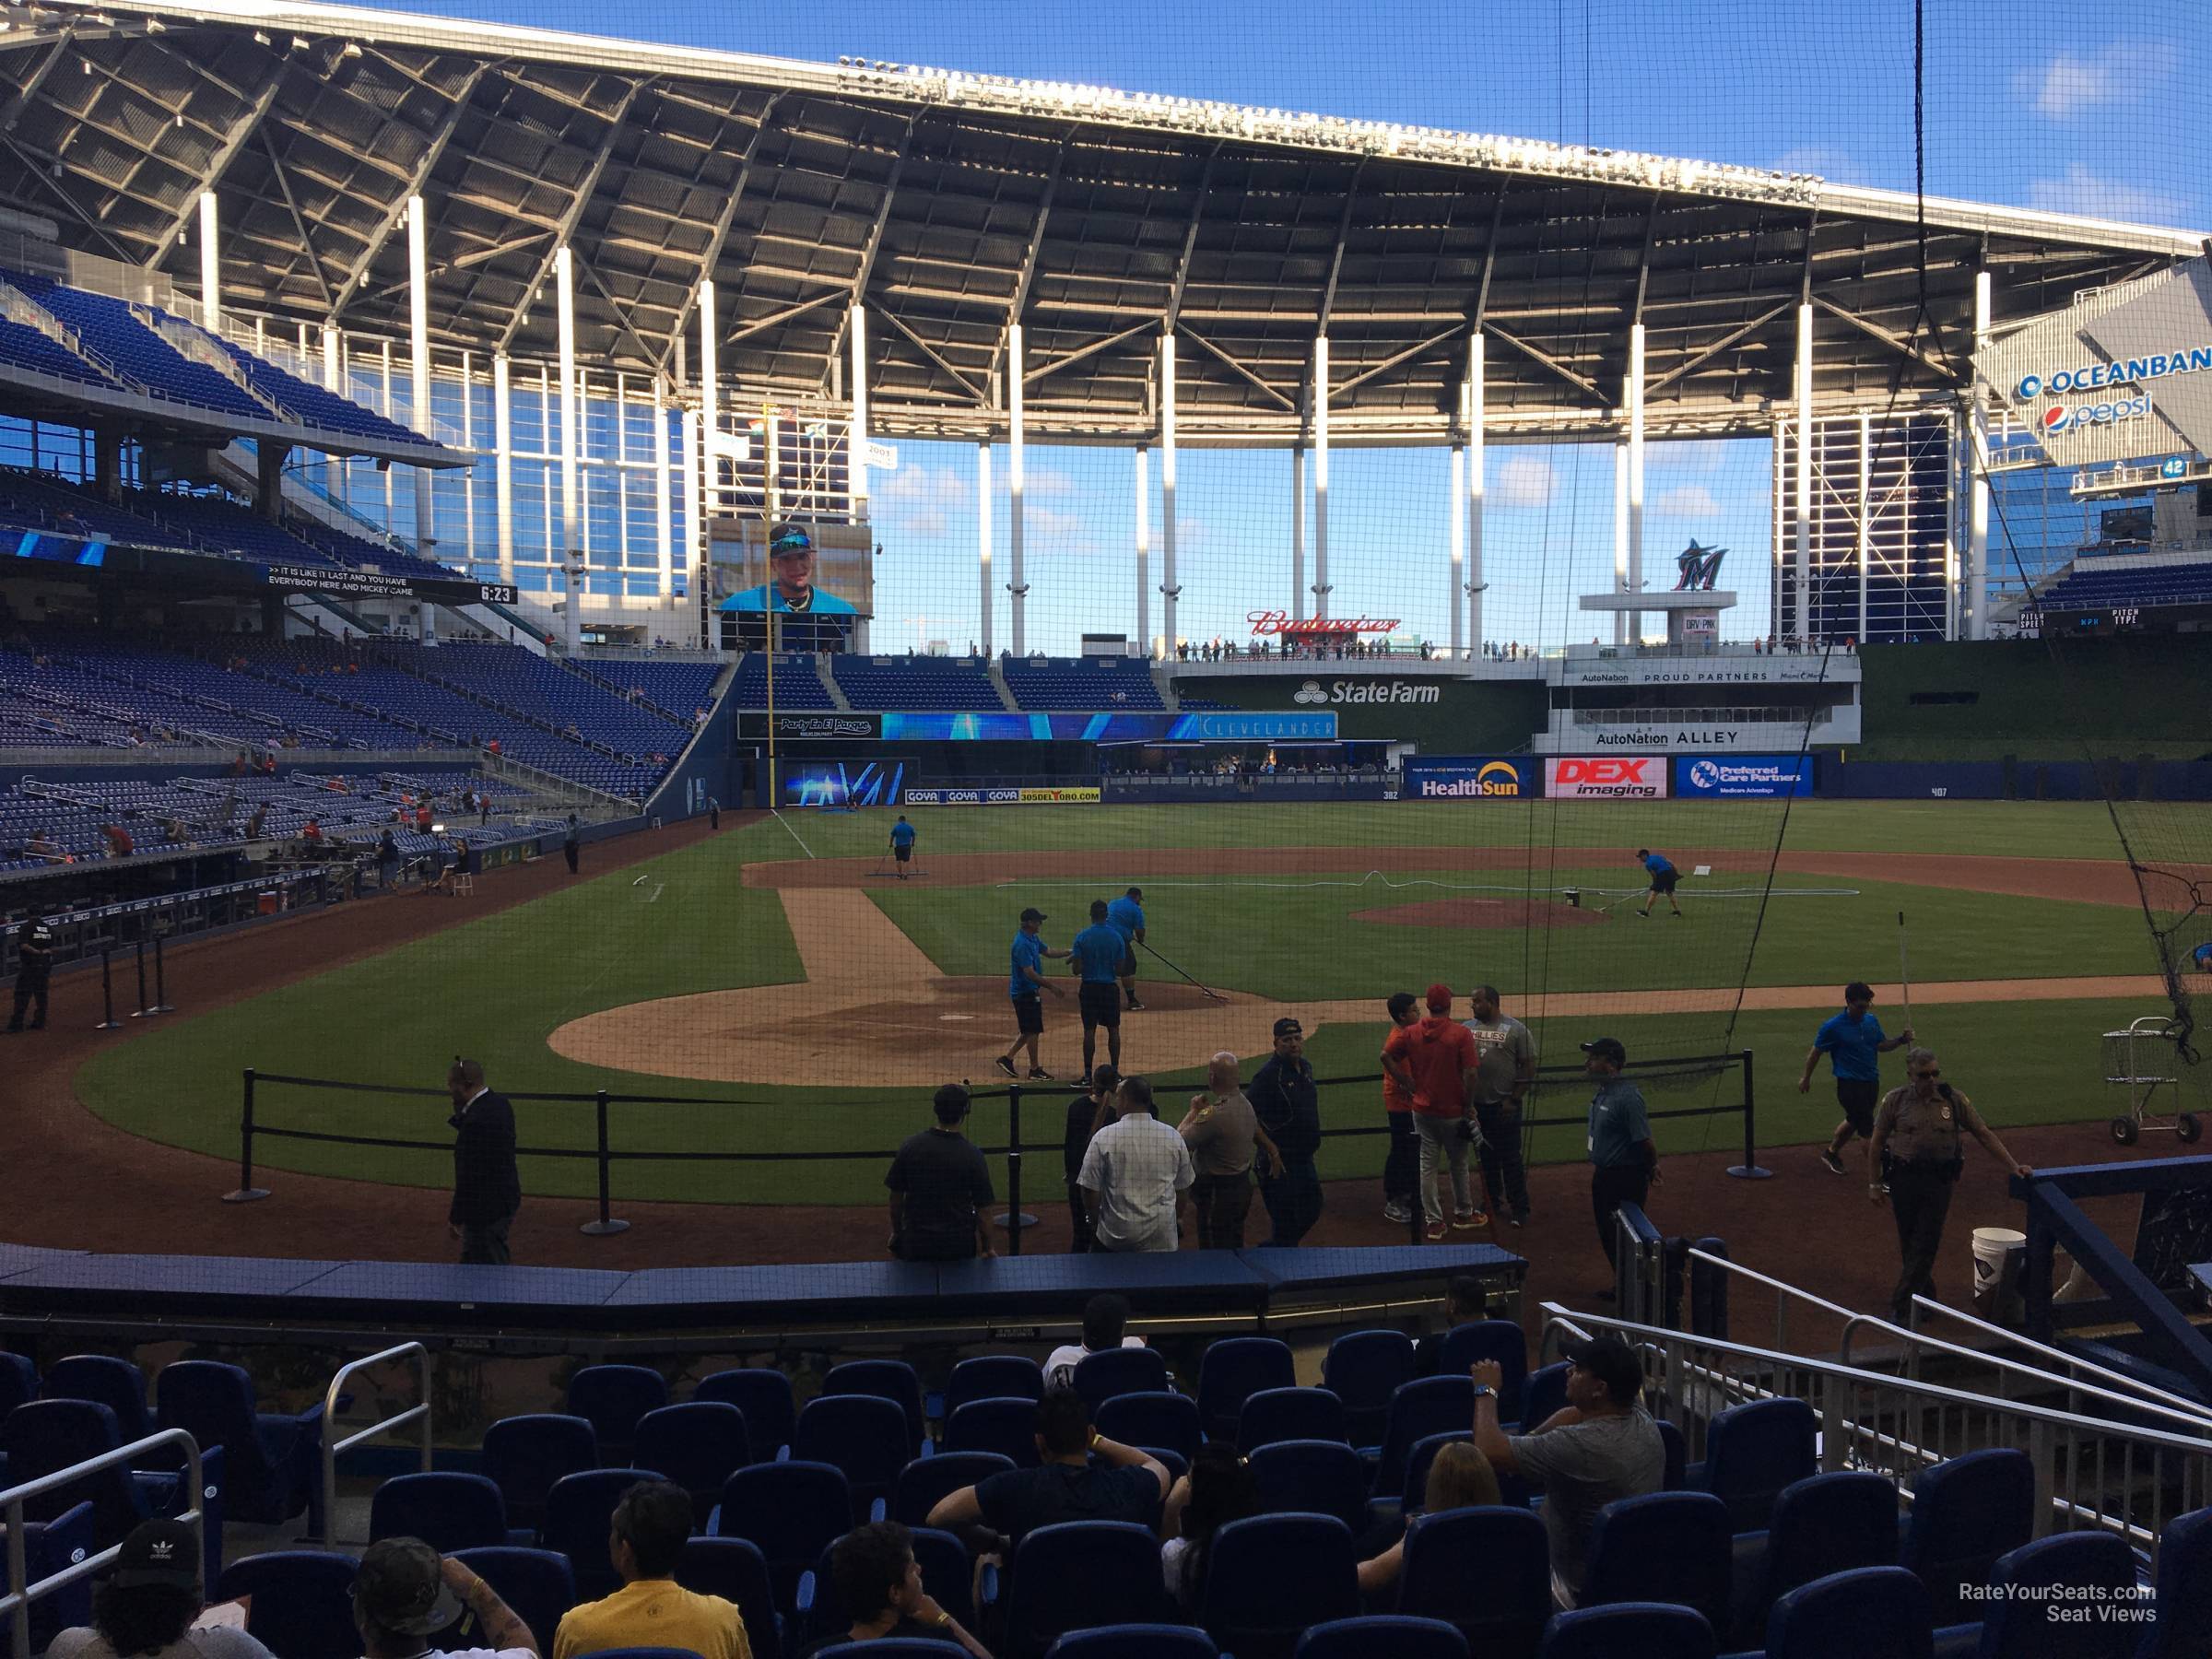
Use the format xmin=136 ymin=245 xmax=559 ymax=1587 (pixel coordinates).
xmin=1634 ymin=849 xmax=1680 ymax=918
xmin=1070 ymin=900 xmax=1127 ymax=1088
xmin=1106 ymin=888 xmax=1147 ymax=1010
xmin=1248 ymin=1017 xmax=1324 ymax=1246
xmin=994 ymin=907 xmax=1066 ymax=1082
xmin=889 ymin=815 xmax=917 ymax=878
xmin=1799 ymin=980 xmax=1913 ymax=1179
xmin=1583 ymin=1036 xmax=1658 ymax=1287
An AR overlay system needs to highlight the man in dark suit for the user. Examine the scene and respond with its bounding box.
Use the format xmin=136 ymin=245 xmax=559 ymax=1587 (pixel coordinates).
xmin=447 ymin=1058 xmax=521 ymax=1264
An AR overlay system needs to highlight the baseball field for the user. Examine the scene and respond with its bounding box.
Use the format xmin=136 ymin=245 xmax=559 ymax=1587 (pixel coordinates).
xmin=74 ymin=796 xmax=2208 ymax=1208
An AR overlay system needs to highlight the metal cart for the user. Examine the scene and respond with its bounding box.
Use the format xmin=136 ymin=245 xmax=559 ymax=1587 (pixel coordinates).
xmin=2102 ymin=1016 xmax=2201 ymax=1145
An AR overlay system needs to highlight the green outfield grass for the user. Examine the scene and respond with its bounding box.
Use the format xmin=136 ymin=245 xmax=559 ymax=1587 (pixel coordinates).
xmin=74 ymin=798 xmax=2194 ymax=1207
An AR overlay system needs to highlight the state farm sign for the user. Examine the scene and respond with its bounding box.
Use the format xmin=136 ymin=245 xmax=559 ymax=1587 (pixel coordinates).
xmin=1545 ymin=756 xmax=1669 ymax=800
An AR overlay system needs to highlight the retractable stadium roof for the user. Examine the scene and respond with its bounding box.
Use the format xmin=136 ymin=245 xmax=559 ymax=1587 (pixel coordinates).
xmin=1 ymin=0 xmax=2204 ymax=445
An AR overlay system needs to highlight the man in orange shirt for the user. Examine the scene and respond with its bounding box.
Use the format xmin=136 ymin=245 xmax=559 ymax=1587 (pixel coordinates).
xmin=1406 ymin=982 xmax=1484 ymax=1241
xmin=1377 ymin=991 xmax=1423 ymax=1227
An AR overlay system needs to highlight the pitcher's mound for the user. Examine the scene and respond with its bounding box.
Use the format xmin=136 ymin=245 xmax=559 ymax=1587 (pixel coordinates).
xmin=1352 ymin=897 xmax=1607 ymax=930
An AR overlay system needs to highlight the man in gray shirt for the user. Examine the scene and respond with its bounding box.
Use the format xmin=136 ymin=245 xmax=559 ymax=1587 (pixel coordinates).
xmin=1178 ymin=1052 xmax=1281 ymax=1249
xmin=1470 ymin=1335 xmax=1664 ymax=1606
xmin=1466 ymin=985 xmax=1537 ymax=1226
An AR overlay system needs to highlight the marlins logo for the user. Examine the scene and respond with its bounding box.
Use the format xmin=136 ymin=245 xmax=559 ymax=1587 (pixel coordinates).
xmin=1674 ymin=539 xmax=1727 ymax=593
xmin=1291 ymin=679 xmax=1328 ymax=705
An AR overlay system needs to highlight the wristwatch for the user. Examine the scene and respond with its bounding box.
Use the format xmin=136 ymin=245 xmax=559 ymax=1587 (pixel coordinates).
xmin=1471 ymin=1383 xmax=1497 ymax=1402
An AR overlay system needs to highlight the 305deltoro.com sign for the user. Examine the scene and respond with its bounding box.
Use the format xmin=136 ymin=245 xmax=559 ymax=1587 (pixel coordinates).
xmin=1546 ymin=756 xmax=1668 ymax=800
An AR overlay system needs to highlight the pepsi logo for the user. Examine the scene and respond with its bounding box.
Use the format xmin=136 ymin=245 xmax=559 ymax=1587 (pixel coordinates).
xmin=2041 ymin=405 xmax=2072 ymax=433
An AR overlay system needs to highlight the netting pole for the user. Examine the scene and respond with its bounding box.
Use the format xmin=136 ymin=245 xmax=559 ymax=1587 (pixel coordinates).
xmin=1727 ymin=1048 xmax=1772 ymax=1179
xmin=129 ymin=939 xmax=153 ymax=1018
xmin=580 ymin=1088 xmax=631 ymax=1236
xmin=149 ymin=934 xmax=174 ymax=1014
xmin=93 ymin=948 xmax=120 ymax=1030
xmin=223 ymin=1067 xmax=269 ymax=1203
xmin=995 ymin=1083 xmax=1036 ymax=1253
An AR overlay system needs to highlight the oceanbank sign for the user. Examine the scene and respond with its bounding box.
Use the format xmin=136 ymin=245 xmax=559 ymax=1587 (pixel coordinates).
xmin=2015 ymin=347 xmax=2212 ymax=402
xmin=1291 ymin=678 xmax=1441 ymax=705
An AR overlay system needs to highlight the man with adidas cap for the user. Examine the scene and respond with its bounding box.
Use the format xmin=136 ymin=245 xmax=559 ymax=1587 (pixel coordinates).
xmin=351 ymin=1536 xmax=538 ymax=1659
xmin=48 ymin=1518 xmax=271 ymax=1659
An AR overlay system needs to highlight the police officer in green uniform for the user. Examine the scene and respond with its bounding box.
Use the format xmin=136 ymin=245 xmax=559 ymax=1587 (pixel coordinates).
xmin=1866 ymin=1046 xmax=2032 ymax=1323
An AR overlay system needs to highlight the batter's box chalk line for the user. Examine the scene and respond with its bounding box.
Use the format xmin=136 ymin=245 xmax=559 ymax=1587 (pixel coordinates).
xmin=993 ymin=870 xmax=1859 ymax=900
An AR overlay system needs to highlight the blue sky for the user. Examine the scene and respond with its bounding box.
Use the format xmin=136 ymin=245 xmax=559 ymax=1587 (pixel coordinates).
xmin=387 ymin=0 xmax=2208 ymax=651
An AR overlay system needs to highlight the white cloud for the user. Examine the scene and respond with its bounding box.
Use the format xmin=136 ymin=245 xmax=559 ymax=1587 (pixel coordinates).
xmin=1647 ymin=440 xmax=1731 ymax=475
xmin=1023 ymin=465 xmax=1077 ymax=498
xmin=2024 ymin=164 xmax=2190 ymax=226
xmin=1653 ymin=484 xmax=1720 ymax=517
xmin=1493 ymin=454 xmax=1556 ymax=509
xmin=2018 ymin=43 xmax=2163 ymax=119
xmin=877 ymin=463 xmax=966 ymax=543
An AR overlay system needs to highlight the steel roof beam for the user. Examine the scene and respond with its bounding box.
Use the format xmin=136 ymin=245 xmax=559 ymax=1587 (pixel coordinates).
xmin=1331 ymin=324 xmax=1464 ymax=402
xmin=1315 ymin=159 xmax=1364 ymax=330
xmin=818 ymin=112 xmax=918 ymax=389
xmin=0 ymin=132 xmax=138 ymax=262
xmin=1176 ymin=324 xmax=1296 ymax=411
xmin=142 ymin=73 xmax=283 ymax=269
xmin=1811 ymin=292 xmax=1960 ymax=383
xmin=1484 ymin=323 xmax=1603 ymax=404
xmin=657 ymin=89 xmax=782 ymax=376
xmin=256 ymin=124 xmax=335 ymax=311
xmin=324 ymin=59 xmax=491 ymax=320
xmin=1023 ymin=321 xmax=1153 ymax=387
xmin=1642 ymin=297 xmax=1794 ymax=396
xmin=1160 ymin=142 xmax=1222 ymax=333
xmin=0 ymin=29 xmax=78 ymax=135
xmin=982 ymin=134 xmax=1066 ymax=387
xmin=875 ymin=304 xmax=986 ymax=405
xmin=492 ymin=75 xmax=643 ymax=353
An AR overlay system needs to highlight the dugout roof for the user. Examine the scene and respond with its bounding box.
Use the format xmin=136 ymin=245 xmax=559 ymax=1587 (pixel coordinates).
xmin=1 ymin=0 xmax=2205 ymax=445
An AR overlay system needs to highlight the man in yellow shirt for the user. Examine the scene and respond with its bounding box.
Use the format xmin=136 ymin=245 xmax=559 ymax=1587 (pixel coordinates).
xmin=552 ymin=1482 xmax=751 ymax=1659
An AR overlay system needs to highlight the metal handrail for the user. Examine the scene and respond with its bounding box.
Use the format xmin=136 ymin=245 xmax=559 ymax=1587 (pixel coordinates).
xmin=1684 ymin=1245 xmax=1858 ymax=1353
xmin=320 ymin=1342 xmax=432 ymax=1545
xmin=1897 ymin=1295 xmax=2212 ymax=1425
xmin=4 ymin=1429 xmax=206 ymax=1659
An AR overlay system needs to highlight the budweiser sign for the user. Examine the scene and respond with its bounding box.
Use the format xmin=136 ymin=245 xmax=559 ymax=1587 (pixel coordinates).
xmin=1247 ymin=609 xmax=1401 ymax=636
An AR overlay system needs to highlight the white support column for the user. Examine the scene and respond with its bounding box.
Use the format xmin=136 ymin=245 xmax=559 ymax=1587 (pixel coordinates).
xmin=977 ymin=441 xmax=994 ymax=656
xmin=1627 ymin=321 xmax=1646 ymax=645
xmin=557 ymin=243 xmax=581 ymax=653
xmin=615 ymin=373 xmax=630 ymax=583
xmin=1448 ymin=443 xmax=1465 ymax=659
xmin=1007 ymin=321 xmax=1027 ymax=656
xmin=679 ymin=406 xmax=701 ymax=645
xmin=848 ymin=304 xmax=870 ymax=524
xmin=1857 ymin=410 xmax=1872 ymax=643
xmin=1135 ymin=445 xmax=1150 ymax=656
xmin=492 ymin=352 xmax=513 ymax=585
xmin=322 ymin=326 xmax=343 ymax=504
xmin=1466 ymin=334 xmax=1485 ymax=660
xmin=406 ymin=194 xmax=434 ymax=551
xmin=459 ymin=349 xmax=476 ymax=570
xmin=1312 ymin=334 xmax=1330 ymax=618
xmin=697 ymin=278 xmax=718 ymax=524
xmin=653 ymin=379 xmax=673 ymax=601
xmin=1159 ymin=333 xmax=1179 ymax=656
xmin=1612 ymin=439 xmax=1629 ymax=646
xmin=1794 ymin=301 xmax=1814 ymax=644
xmin=380 ymin=340 xmax=394 ymax=525
xmin=197 ymin=192 xmax=220 ymax=333
xmin=1289 ymin=445 xmax=1306 ymax=624
xmin=1967 ymin=269 xmax=1992 ymax=641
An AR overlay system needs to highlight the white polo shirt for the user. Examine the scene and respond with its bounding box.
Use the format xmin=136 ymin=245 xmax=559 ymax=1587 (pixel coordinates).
xmin=1077 ymin=1112 xmax=1195 ymax=1252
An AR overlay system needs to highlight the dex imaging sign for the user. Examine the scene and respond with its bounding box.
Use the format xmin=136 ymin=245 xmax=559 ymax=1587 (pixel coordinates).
xmin=1674 ymin=756 xmax=1812 ymax=798
xmin=1546 ymin=757 xmax=1668 ymax=800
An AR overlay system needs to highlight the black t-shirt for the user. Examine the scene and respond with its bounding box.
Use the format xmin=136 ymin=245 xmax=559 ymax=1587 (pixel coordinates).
xmin=797 ymin=1617 xmax=949 ymax=1657
xmin=1064 ymin=1096 xmax=1108 ymax=1183
xmin=974 ymin=1460 xmax=1161 ymax=1547
xmin=886 ymin=1128 xmax=994 ymax=1260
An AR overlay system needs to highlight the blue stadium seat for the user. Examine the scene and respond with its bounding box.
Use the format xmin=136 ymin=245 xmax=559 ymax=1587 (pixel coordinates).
xmin=156 ymin=1359 xmax=324 ymax=1532
xmin=0 ymin=1353 xmax=35 ymax=1418
xmin=370 ymin=1472 xmax=508 ymax=1553
xmin=1096 ymin=1391 xmax=1202 ymax=1461
xmin=1433 ymin=1323 xmax=1529 ymax=1419
xmin=480 ymin=1414 xmax=600 ymax=1535
xmin=995 ymin=1519 xmax=1174 ymax=1659
xmin=1396 ymin=1432 xmax=1476 ymax=1516
xmin=1322 ymin=1330 xmax=1416 ymax=1448
xmin=1201 ymin=1512 xmax=1360 ymax=1659
xmin=1248 ymin=1440 xmax=1371 ymax=1530
xmin=1581 ymin=1491 xmax=1733 ymax=1630
xmin=541 ymin=1468 xmax=661 ymax=1600
xmin=564 ymin=1364 xmax=670 ymax=1461
xmin=217 ymin=1550 xmax=361 ymax=1659
xmin=634 ymin=1401 xmax=752 ymax=1525
xmin=1238 ymin=1386 xmax=1349 ymax=1452
xmin=1045 ymin=1626 xmax=1217 ymax=1659
xmin=448 ymin=1547 xmax=575 ymax=1655
xmin=1395 ymin=1505 xmax=1549 ymax=1657
xmin=1295 ymin=1617 xmax=1468 ymax=1659
xmin=1516 ymin=1362 xmax=1569 ymax=1431
xmin=1195 ymin=1336 xmax=1297 ymax=1441
xmin=943 ymin=1356 xmax=1044 ymax=1417
xmin=41 ymin=1356 xmax=153 ymax=1443
xmin=944 ymin=1396 xmax=1042 ymax=1466
xmin=1658 ymin=1418 xmax=1688 ymax=1491
xmin=823 ymin=1359 xmax=928 ymax=1457
xmin=696 ymin=1370 xmax=798 ymax=1459
xmin=793 ymin=1394 xmax=910 ymax=1521
xmin=0 ymin=1399 xmax=198 ymax=1557
xmin=674 ymin=1535 xmax=784 ymax=1659
xmin=2136 ymin=1503 xmax=2212 ymax=1659
xmin=1072 ymin=1347 xmax=1170 ymax=1411
xmin=1731 ymin=1471 xmax=1902 ymax=1645
xmin=1900 ymin=1448 xmax=2035 ymax=1626
xmin=1540 ymin=1603 xmax=1716 ymax=1659
xmin=1970 ymin=1532 xmax=2137 ymax=1659
xmin=570 ymin=1650 xmax=705 ymax=1659
xmin=1372 ymin=1377 xmax=1473 ymax=1498
xmin=811 ymin=1642 xmax=965 ymax=1659
xmin=804 ymin=1525 xmax=976 ymax=1641
xmin=894 ymin=1451 xmax=1015 ymax=1526
xmin=1688 ymin=1397 xmax=1817 ymax=1533
xmin=1761 ymin=1564 xmax=1934 ymax=1659
xmin=712 ymin=1461 xmax=854 ymax=1613
xmin=0 ymin=1500 xmax=94 ymax=1652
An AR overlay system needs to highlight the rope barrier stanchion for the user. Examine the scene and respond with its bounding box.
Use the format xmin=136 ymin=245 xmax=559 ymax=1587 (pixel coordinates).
xmin=994 ymin=1080 xmax=1037 ymax=1251
xmin=148 ymin=933 xmax=175 ymax=1014
xmin=93 ymin=947 xmax=121 ymax=1030
xmin=1726 ymin=1047 xmax=1773 ymax=1180
xmin=223 ymin=1067 xmax=271 ymax=1203
xmin=129 ymin=938 xmax=154 ymax=1018
xmin=578 ymin=1088 xmax=630 ymax=1236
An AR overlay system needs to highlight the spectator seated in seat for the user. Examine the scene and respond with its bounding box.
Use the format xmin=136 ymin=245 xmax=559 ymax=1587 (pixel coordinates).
xmin=553 ymin=1480 xmax=752 ymax=1659
xmin=1355 ymin=1442 xmax=1502 ymax=1596
xmin=351 ymin=1535 xmax=538 ymax=1659
xmin=46 ymin=1519 xmax=276 ymax=1659
xmin=926 ymin=1387 xmax=1170 ymax=1555
xmin=795 ymin=1522 xmax=991 ymax=1658
xmin=1042 ymin=1294 xmax=1147 ymax=1388
xmin=1159 ymin=1443 xmax=1261 ymax=1612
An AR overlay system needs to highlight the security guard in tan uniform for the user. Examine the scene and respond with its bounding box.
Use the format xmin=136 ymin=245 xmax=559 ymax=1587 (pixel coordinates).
xmin=1866 ymin=1046 xmax=2032 ymax=1323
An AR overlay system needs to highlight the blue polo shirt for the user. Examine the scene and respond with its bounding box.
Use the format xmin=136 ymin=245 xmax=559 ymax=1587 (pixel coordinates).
xmin=1814 ymin=1009 xmax=1888 ymax=1083
xmin=2194 ymin=941 xmax=2212 ymax=971
xmin=1009 ymin=930 xmax=1045 ymax=1000
xmin=1588 ymin=1077 xmax=1652 ymax=1169
xmin=1071 ymin=923 xmax=1124 ymax=983
xmin=1106 ymin=896 xmax=1145 ymax=940
xmin=890 ymin=819 xmax=916 ymax=848
xmin=1642 ymin=853 xmax=1675 ymax=877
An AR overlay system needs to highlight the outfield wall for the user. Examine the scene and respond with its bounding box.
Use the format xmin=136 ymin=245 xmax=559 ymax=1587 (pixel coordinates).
xmin=1171 ymin=671 xmax=1550 ymax=750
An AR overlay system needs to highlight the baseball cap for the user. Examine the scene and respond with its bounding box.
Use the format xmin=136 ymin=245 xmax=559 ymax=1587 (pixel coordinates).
xmin=1273 ymin=1017 xmax=1303 ymax=1038
xmin=1559 ymin=1335 xmax=1645 ymax=1406
xmin=105 ymin=1519 xmax=200 ymax=1590
xmin=1020 ymin=907 xmax=1047 ymax=923
xmin=1581 ymin=1036 xmax=1629 ymax=1066
xmin=1425 ymin=982 xmax=1453 ymax=1011
xmin=352 ymin=1537 xmax=464 ymax=1637
xmin=768 ymin=523 xmax=814 ymax=557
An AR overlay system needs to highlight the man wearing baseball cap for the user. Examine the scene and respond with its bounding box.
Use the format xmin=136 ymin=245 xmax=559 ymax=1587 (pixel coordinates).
xmin=352 ymin=1536 xmax=538 ymax=1659
xmin=1468 ymin=1334 xmax=1664 ymax=1606
xmin=1247 ymin=1017 xmax=1324 ymax=1246
xmin=1583 ymin=1037 xmax=1659 ymax=1288
xmin=994 ymin=907 xmax=1066 ymax=1082
xmin=47 ymin=1518 xmax=262 ymax=1659
xmin=722 ymin=521 xmax=857 ymax=650
xmin=1405 ymin=984 xmax=1485 ymax=1241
